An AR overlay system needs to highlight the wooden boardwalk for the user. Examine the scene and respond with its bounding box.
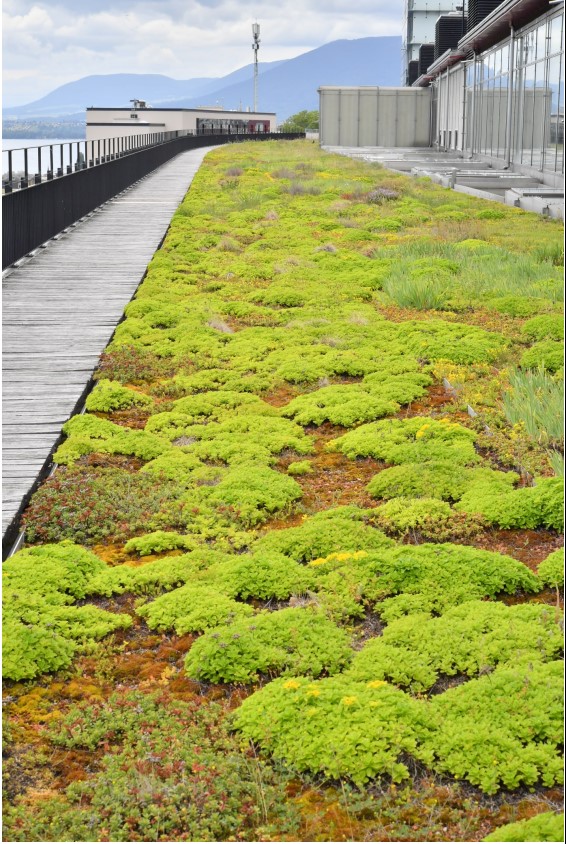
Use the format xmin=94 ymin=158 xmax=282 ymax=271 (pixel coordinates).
xmin=2 ymin=146 xmax=215 ymax=550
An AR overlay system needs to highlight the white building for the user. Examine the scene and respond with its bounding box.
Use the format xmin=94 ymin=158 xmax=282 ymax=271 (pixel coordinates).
xmin=86 ymin=102 xmax=277 ymax=143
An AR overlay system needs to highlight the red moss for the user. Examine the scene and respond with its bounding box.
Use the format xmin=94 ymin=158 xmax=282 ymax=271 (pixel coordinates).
xmin=470 ymin=529 xmax=563 ymax=570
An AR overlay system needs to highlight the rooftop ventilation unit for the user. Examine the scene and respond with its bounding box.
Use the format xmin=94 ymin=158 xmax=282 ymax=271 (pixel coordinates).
xmin=408 ymin=60 xmax=420 ymax=85
xmin=418 ymin=44 xmax=435 ymax=76
xmin=435 ymin=14 xmax=468 ymax=59
xmin=467 ymin=0 xmax=502 ymax=32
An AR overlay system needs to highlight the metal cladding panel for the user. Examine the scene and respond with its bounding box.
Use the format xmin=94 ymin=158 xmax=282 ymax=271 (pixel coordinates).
xmin=319 ymin=87 xmax=432 ymax=147
xmin=358 ymin=90 xmax=380 ymax=146
xmin=319 ymin=89 xmax=342 ymax=145
xmin=374 ymin=92 xmax=398 ymax=146
xmin=339 ymin=90 xmax=360 ymax=147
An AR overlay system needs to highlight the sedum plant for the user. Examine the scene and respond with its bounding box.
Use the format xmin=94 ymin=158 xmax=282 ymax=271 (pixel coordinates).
xmin=85 ymin=379 xmax=153 ymax=412
xmin=137 ymin=584 xmax=255 ymax=634
xmin=253 ymin=506 xmax=394 ymax=562
xmin=456 ymin=475 xmax=564 ymax=531
xmin=232 ymin=675 xmax=432 ymax=785
xmin=328 ymin=416 xmax=478 ymax=465
xmin=184 ymin=607 xmax=352 ymax=683
xmin=423 ymin=661 xmax=564 ymax=793
xmin=347 ymin=601 xmax=563 ymax=691
xmin=483 ymin=812 xmax=565 ymax=842
xmin=3 ymin=690 xmax=300 ymax=842
xmin=520 ymin=340 xmax=564 ymax=373
xmin=537 ymin=547 xmax=564 ymax=588
xmin=359 ymin=543 xmax=540 ymax=621
xmin=372 ymin=496 xmax=485 ymax=541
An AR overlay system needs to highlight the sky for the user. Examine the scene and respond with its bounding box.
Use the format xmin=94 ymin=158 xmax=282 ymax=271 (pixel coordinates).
xmin=3 ymin=0 xmax=404 ymax=106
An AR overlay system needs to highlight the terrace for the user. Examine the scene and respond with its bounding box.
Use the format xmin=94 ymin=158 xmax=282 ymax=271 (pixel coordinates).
xmin=2 ymin=140 xmax=564 ymax=842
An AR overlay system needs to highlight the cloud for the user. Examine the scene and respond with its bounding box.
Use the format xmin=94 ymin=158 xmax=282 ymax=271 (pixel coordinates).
xmin=3 ymin=0 xmax=403 ymax=105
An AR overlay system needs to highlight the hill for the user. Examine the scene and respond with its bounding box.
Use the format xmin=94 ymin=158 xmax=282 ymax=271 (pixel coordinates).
xmin=159 ymin=37 xmax=403 ymax=117
xmin=3 ymin=37 xmax=402 ymax=123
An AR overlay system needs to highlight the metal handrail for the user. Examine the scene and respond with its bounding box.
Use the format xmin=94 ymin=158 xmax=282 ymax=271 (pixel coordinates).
xmin=2 ymin=128 xmax=297 ymax=194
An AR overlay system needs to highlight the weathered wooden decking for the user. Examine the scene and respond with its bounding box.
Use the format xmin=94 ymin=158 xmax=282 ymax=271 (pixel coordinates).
xmin=2 ymin=146 xmax=215 ymax=549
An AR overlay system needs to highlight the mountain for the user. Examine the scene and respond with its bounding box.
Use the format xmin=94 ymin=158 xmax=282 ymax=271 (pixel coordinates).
xmin=158 ymin=37 xmax=402 ymax=117
xmin=2 ymin=63 xmax=284 ymax=118
xmin=3 ymin=37 xmax=402 ymax=123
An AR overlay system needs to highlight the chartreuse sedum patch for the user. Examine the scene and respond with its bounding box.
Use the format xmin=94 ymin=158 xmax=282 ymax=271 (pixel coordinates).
xmin=85 ymin=379 xmax=154 ymax=413
xmin=232 ymin=661 xmax=563 ymax=793
xmin=137 ymin=585 xmax=255 ymax=634
xmin=281 ymin=369 xmax=432 ymax=427
xmin=184 ymin=607 xmax=352 ymax=683
xmin=455 ymin=475 xmax=563 ymax=530
xmin=483 ymin=811 xmax=565 ymax=842
xmin=54 ymin=414 xmax=171 ymax=466
xmin=232 ymin=675 xmax=432 ymax=785
xmin=347 ymin=601 xmax=563 ymax=691
xmin=327 ymin=416 xmax=478 ymax=465
xmin=423 ymin=660 xmax=563 ymax=793
xmin=253 ymin=506 xmax=394 ymax=562
xmin=367 ymin=463 xmax=516 ymax=502
xmin=2 ymin=542 xmax=131 ymax=681
xmin=326 ymin=542 xmax=538 ymax=621
xmin=537 ymin=547 xmax=564 ymax=588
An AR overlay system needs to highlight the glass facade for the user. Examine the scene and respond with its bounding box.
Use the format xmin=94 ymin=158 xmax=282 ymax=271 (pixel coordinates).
xmin=464 ymin=9 xmax=564 ymax=173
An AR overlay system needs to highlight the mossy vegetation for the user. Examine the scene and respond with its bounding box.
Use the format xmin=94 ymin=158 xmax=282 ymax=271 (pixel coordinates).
xmin=6 ymin=141 xmax=564 ymax=841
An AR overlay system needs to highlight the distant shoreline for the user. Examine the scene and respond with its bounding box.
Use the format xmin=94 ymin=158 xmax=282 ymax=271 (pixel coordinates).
xmin=3 ymin=120 xmax=86 ymax=140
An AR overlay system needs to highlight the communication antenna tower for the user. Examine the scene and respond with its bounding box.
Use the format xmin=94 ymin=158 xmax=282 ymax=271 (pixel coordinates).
xmin=252 ymin=22 xmax=260 ymax=112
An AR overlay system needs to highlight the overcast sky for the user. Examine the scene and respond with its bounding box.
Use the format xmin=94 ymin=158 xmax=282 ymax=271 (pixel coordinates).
xmin=3 ymin=0 xmax=403 ymax=105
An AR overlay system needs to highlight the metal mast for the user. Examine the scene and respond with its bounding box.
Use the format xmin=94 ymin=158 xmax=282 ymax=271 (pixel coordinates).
xmin=252 ymin=23 xmax=260 ymax=111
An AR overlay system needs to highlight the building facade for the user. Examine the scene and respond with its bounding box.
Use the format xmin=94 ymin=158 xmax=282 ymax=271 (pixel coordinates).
xmin=427 ymin=0 xmax=563 ymax=177
xmin=320 ymin=0 xmax=563 ymax=184
xmin=86 ymin=104 xmax=277 ymax=143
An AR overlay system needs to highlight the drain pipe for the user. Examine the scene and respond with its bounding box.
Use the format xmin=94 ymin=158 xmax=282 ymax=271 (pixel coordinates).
xmin=469 ymin=51 xmax=477 ymax=157
xmin=504 ymin=27 xmax=515 ymax=168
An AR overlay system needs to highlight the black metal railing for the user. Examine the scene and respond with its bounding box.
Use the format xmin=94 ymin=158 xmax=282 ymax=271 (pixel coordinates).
xmin=2 ymin=129 xmax=302 ymax=194
xmin=2 ymin=132 xmax=184 ymax=194
xmin=2 ymin=131 xmax=304 ymax=268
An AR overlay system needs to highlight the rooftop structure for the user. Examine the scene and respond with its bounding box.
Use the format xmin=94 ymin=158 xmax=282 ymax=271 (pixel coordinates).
xmin=403 ymin=0 xmax=465 ymax=83
xmin=86 ymin=104 xmax=276 ymax=143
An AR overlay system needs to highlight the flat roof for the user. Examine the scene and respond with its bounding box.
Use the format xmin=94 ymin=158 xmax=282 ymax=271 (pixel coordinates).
xmin=86 ymin=107 xmax=276 ymax=115
xmin=318 ymin=85 xmax=429 ymax=92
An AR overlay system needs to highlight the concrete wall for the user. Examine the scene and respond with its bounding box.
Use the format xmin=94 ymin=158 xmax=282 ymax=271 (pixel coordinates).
xmin=319 ymin=86 xmax=432 ymax=147
xmin=86 ymin=108 xmax=277 ymax=142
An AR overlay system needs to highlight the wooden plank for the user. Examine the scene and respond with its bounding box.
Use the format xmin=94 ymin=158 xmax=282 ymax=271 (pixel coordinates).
xmin=2 ymin=146 xmax=215 ymax=542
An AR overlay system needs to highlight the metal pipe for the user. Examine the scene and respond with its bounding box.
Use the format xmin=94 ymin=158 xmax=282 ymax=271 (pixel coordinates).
xmin=469 ymin=52 xmax=477 ymax=155
xmin=504 ymin=28 xmax=515 ymax=167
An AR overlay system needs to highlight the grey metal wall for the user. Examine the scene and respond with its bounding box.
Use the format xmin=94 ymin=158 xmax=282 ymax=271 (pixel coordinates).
xmin=319 ymin=86 xmax=432 ymax=147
